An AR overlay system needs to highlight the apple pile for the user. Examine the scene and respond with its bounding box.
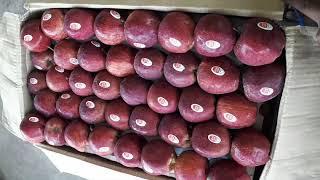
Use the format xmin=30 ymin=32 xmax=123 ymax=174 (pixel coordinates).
xmin=20 ymin=8 xmax=286 ymax=179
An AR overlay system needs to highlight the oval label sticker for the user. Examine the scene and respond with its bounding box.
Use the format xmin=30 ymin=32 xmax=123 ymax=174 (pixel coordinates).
xmin=169 ymin=37 xmax=182 ymax=47
xmin=168 ymin=134 xmax=180 ymax=144
xmin=29 ymin=78 xmax=38 ymax=85
xmin=55 ymin=66 xmax=65 ymax=73
xmin=99 ymin=81 xmax=111 ymax=88
xmin=110 ymin=10 xmax=121 ymax=19
xmin=61 ymin=93 xmax=71 ymax=99
xmin=208 ymin=134 xmax=221 ymax=144
xmin=135 ymin=119 xmax=146 ymax=127
xmin=257 ymin=22 xmax=273 ymax=31
xmin=211 ymin=66 xmax=225 ymax=76
xmin=69 ymin=58 xmax=79 ymax=65
xmin=205 ymin=40 xmax=221 ymax=50
xmin=122 ymin=152 xmax=133 ymax=160
xmin=172 ymin=63 xmax=185 ymax=72
xmin=24 ymin=35 xmax=33 ymax=42
xmin=133 ymin=42 xmax=146 ymax=48
xmin=141 ymin=58 xmax=153 ymax=67
xmin=260 ymin=87 xmax=274 ymax=96
xmin=69 ymin=22 xmax=81 ymax=30
xmin=157 ymin=97 xmax=169 ymax=107
xmin=223 ymin=112 xmax=237 ymax=122
xmin=191 ymin=104 xmax=204 ymax=113
xmin=42 ymin=13 xmax=52 ymax=21
xmin=85 ymin=101 xmax=95 ymax=109
xmin=28 ymin=117 xmax=39 ymax=122
xmin=75 ymin=82 xmax=86 ymax=89
xmin=109 ymin=114 xmax=120 ymax=122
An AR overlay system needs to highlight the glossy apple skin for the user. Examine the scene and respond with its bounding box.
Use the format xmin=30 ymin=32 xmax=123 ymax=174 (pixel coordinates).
xmin=207 ymin=159 xmax=250 ymax=180
xmin=21 ymin=19 xmax=51 ymax=52
xmin=134 ymin=48 xmax=165 ymax=80
xmin=175 ymin=150 xmax=208 ymax=180
xmin=141 ymin=140 xmax=176 ymax=176
xmin=197 ymin=56 xmax=240 ymax=94
xmin=41 ymin=9 xmax=67 ymax=41
xmin=92 ymin=70 xmax=121 ymax=100
xmin=114 ymin=133 xmax=146 ymax=168
xmin=191 ymin=121 xmax=230 ymax=158
xmin=56 ymin=92 xmax=81 ymax=120
xmin=234 ymin=18 xmax=285 ymax=66
xmin=20 ymin=112 xmax=46 ymax=143
xmin=106 ymin=45 xmax=136 ymax=77
xmin=242 ymin=63 xmax=285 ymax=103
xmin=44 ymin=117 xmax=67 ymax=146
xmin=64 ymin=120 xmax=89 ymax=152
xmin=231 ymin=128 xmax=271 ymax=167
xmin=178 ymin=85 xmax=215 ymax=123
xmin=158 ymin=12 xmax=195 ymax=53
xmin=194 ymin=14 xmax=236 ymax=57
xmin=31 ymin=50 xmax=54 ymax=71
xmin=94 ymin=9 xmax=125 ymax=45
xmin=120 ymin=75 xmax=150 ymax=106
xmin=158 ymin=113 xmax=190 ymax=148
xmin=88 ymin=126 xmax=118 ymax=156
xmin=79 ymin=96 xmax=106 ymax=124
xmin=78 ymin=41 xmax=106 ymax=72
xmin=34 ymin=89 xmax=57 ymax=117
xmin=164 ymin=52 xmax=199 ymax=88
xmin=46 ymin=66 xmax=71 ymax=92
xmin=27 ymin=70 xmax=47 ymax=94
xmin=129 ymin=105 xmax=160 ymax=136
xmin=64 ymin=9 xmax=96 ymax=41
xmin=54 ymin=39 xmax=81 ymax=70
xmin=69 ymin=67 xmax=94 ymax=96
xmin=216 ymin=93 xmax=257 ymax=129
xmin=124 ymin=10 xmax=160 ymax=48
xmin=105 ymin=98 xmax=131 ymax=131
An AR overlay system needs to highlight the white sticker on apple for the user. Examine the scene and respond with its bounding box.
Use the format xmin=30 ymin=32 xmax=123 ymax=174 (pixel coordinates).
xmin=169 ymin=37 xmax=182 ymax=47
xmin=208 ymin=134 xmax=221 ymax=144
xmin=172 ymin=63 xmax=185 ymax=72
xmin=141 ymin=58 xmax=153 ymax=67
xmin=135 ymin=119 xmax=146 ymax=127
xmin=191 ymin=104 xmax=204 ymax=113
xmin=109 ymin=114 xmax=120 ymax=122
xmin=211 ymin=66 xmax=225 ymax=76
xmin=86 ymin=101 xmax=95 ymax=109
xmin=29 ymin=78 xmax=38 ymax=85
xmin=260 ymin=87 xmax=274 ymax=96
xmin=122 ymin=152 xmax=133 ymax=160
xmin=168 ymin=134 xmax=179 ymax=144
xmin=99 ymin=81 xmax=111 ymax=88
xmin=157 ymin=97 xmax=169 ymax=107
xmin=69 ymin=22 xmax=81 ymax=30
xmin=75 ymin=82 xmax=86 ymax=89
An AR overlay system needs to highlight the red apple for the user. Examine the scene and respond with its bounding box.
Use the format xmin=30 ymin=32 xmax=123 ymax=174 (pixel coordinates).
xmin=31 ymin=50 xmax=54 ymax=71
xmin=79 ymin=96 xmax=106 ymax=124
xmin=163 ymin=52 xmax=198 ymax=88
xmin=20 ymin=112 xmax=46 ymax=143
xmin=46 ymin=66 xmax=70 ymax=92
xmin=21 ymin=19 xmax=51 ymax=52
xmin=44 ymin=117 xmax=67 ymax=146
xmin=158 ymin=12 xmax=195 ymax=53
xmin=120 ymin=75 xmax=150 ymax=106
xmin=194 ymin=14 xmax=236 ymax=57
xmin=78 ymin=40 xmax=106 ymax=72
xmin=34 ymin=89 xmax=57 ymax=117
xmin=41 ymin=9 xmax=67 ymax=41
xmin=234 ymin=18 xmax=285 ymax=66
xmin=64 ymin=120 xmax=89 ymax=152
xmin=92 ymin=70 xmax=121 ymax=100
xmin=105 ymin=98 xmax=131 ymax=131
xmin=207 ymin=159 xmax=250 ymax=180
xmin=56 ymin=92 xmax=81 ymax=120
xmin=69 ymin=67 xmax=93 ymax=96
xmin=197 ymin=56 xmax=240 ymax=94
xmin=27 ymin=70 xmax=47 ymax=94
xmin=134 ymin=48 xmax=165 ymax=80
xmin=54 ymin=39 xmax=81 ymax=70
xmin=88 ymin=126 xmax=118 ymax=156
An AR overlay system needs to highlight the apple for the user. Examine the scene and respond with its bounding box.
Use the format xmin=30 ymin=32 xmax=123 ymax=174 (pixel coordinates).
xmin=64 ymin=120 xmax=89 ymax=152
xmin=21 ymin=19 xmax=51 ymax=52
xmin=41 ymin=8 xmax=67 ymax=41
xmin=56 ymin=91 xmax=81 ymax=120
xmin=197 ymin=56 xmax=240 ymax=94
xmin=242 ymin=63 xmax=285 ymax=103
xmin=69 ymin=67 xmax=93 ymax=96
xmin=134 ymin=48 xmax=165 ymax=80
xmin=44 ymin=117 xmax=67 ymax=146
xmin=194 ymin=14 xmax=236 ymax=57
xmin=124 ymin=10 xmax=160 ymax=48
xmin=54 ymin=39 xmax=81 ymax=70
xmin=120 ymin=75 xmax=150 ymax=106
xmin=79 ymin=96 xmax=106 ymax=124
xmin=105 ymin=98 xmax=131 ymax=131
xmin=34 ymin=89 xmax=57 ymax=117
xmin=92 ymin=70 xmax=121 ymax=100
xmin=129 ymin=105 xmax=160 ymax=136
xmin=94 ymin=9 xmax=125 ymax=45
xmin=178 ymin=85 xmax=215 ymax=123
xmin=88 ymin=126 xmax=118 ymax=156
xmin=31 ymin=50 xmax=54 ymax=71
xmin=234 ymin=18 xmax=285 ymax=66
xmin=46 ymin=66 xmax=70 ymax=92
xmin=191 ymin=121 xmax=230 ymax=158
xmin=163 ymin=52 xmax=198 ymax=88
xmin=20 ymin=112 xmax=46 ymax=143
xmin=207 ymin=159 xmax=250 ymax=180
xmin=78 ymin=40 xmax=106 ymax=72
xmin=27 ymin=70 xmax=47 ymax=94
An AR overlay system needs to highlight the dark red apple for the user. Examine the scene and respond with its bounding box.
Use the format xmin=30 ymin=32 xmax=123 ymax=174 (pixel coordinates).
xmin=175 ymin=150 xmax=208 ymax=180
xmin=178 ymin=85 xmax=215 ymax=123
xmin=46 ymin=66 xmax=70 ymax=92
xmin=129 ymin=105 xmax=160 ymax=136
xmin=163 ymin=52 xmax=198 ymax=88
xmin=41 ymin=9 xmax=67 ymax=41
xmin=92 ymin=70 xmax=121 ymax=100
xmin=105 ymin=98 xmax=131 ymax=131
xmin=158 ymin=113 xmax=189 ymax=148
xmin=133 ymin=48 xmax=165 ymax=80
xmin=69 ymin=67 xmax=93 ymax=96
xmin=207 ymin=160 xmax=250 ymax=180
xmin=106 ymin=45 xmax=136 ymax=77
xmin=124 ymin=10 xmax=160 ymax=48
xmin=56 ymin=92 xmax=81 ymax=120
xmin=31 ymin=50 xmax=54 ymax=71
xmin=54 ymin=39 xmax=81 ymax=70
xmin=147 ymin=80 xmax=178 ymax=114
xmin=20 ymin=112 xmax=46 ymax=143
xmin=234 ymin=18 xmax=285 ymax=66
xmin=120 ymin=75 xmax=149 ymax=106
xmin=34 ymin=89 xmax=57 ymax=117
xmin=216 ymin=93 xmax=257 ymax=129
xmin=78 ymin=40 xmax=106 ymax=72
xmin=243 ymin=63 xmax=285 ymax=103
xmin=114 ymin=133 xmax=146 ymax=168
xmin=231 ymin=128 xmax=271 ymax=167
xmin=64 ymin=120 xmax=89 ymax=152
xmin=79 ymin=96 xmax=106 ymax=124
xmin=21 ymin=19 xmax=51 ymax=52
xmin=194 ymin=14 xmax=236 ymax=57
xmin=27 ymin=70 xmax=47 ymax=94
xmin=88 ymin=126 xmax=118 ymax=156
xmin=64 ymin=9 xmax=96 ymax=41
xmin=44 ymin=117 xmax=67 ymax=146
xmin=158 ymin=12 xmax=195 ymax=53
xmin=94 ymin=9 xmax=125 ymax=45
xmin=141 ymin=140 xmax=175 ymax=175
